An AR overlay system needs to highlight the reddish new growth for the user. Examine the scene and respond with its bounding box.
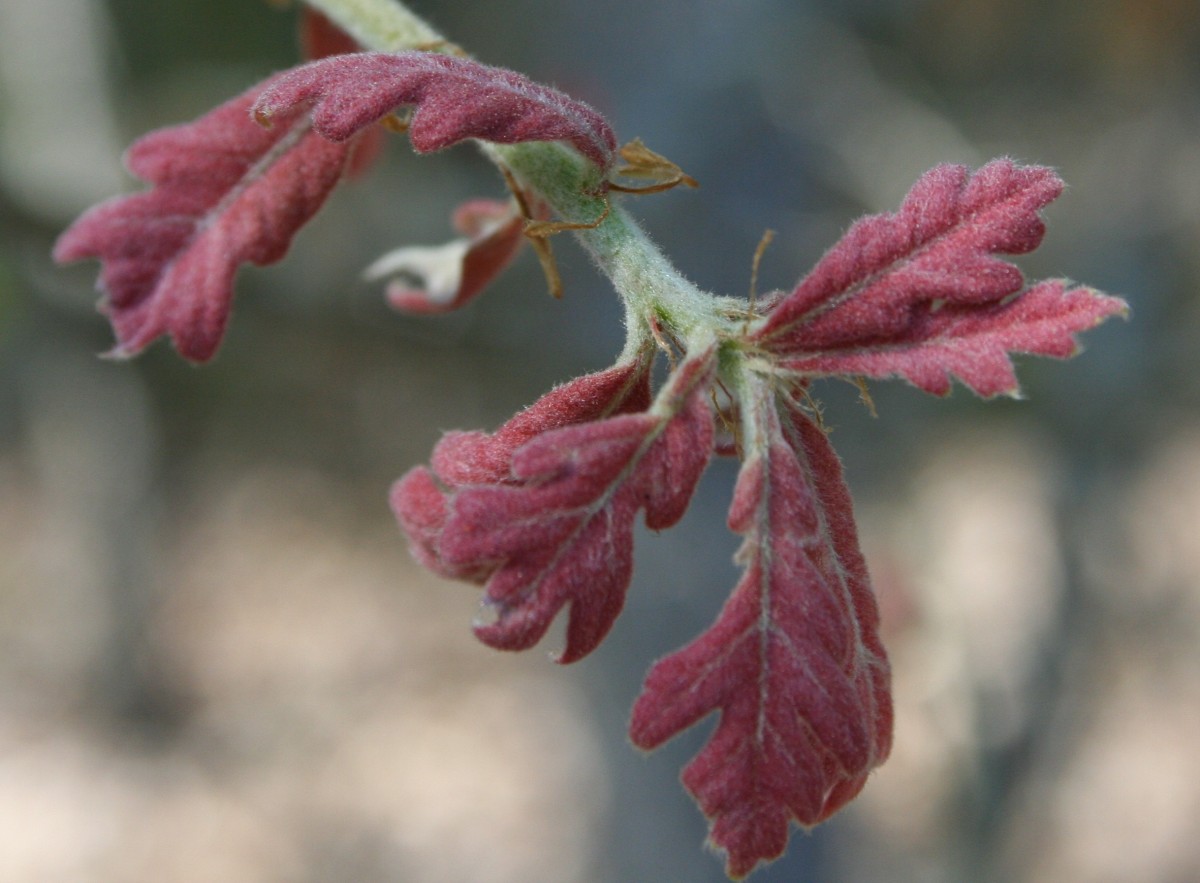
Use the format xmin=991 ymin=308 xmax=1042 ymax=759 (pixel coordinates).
xmin=53 ymin=47 xmax=614 ymax=361
xmin=630 ymin=386 xmax=892 ymax=878
xmin=55 ymin=9 xmax=1126 ymax=878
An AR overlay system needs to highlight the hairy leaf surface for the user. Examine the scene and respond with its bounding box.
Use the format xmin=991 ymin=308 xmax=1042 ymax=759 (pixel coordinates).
xmin=392 ymin=357 xmax=652 ymax=581
xmin=57 ymin=47 xmax=619 ymax=361
xmin=254 ymin=50 xmax=617 ymax=169
xmin=630 ymin=383 xmax=892 ymax=878
xmin=53 ymin=78 xmax=355 ymax=361
xmin=777 ymin=278 xmax=1126 ymax=396
xmin=753 ymin=159 xmax=1126 ymax=396
xmin=424 ymin=350 xmax=713 ymax=663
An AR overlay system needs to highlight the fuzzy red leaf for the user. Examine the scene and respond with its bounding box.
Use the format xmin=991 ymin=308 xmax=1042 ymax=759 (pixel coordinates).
xmin=752 ymin=159 xmax=1127 ymax=395
xmin=392 ymin=357 xmax=652 ymax=581
xmin=254 ymin=51 xmax=617 ymax=169
xmin=434 ymin=356 xmax=653 ymax=487
xmin=778 ymin=278 xmax=1127 ymax=397
xmin=425 ymin=350 xmax=714 ymax=663
xmin=53 ymin=77 xmax=355 ymax=362
xmin=366 ymin=199 xmax=528 ymax=314
xmin=299 ymin=9 xmax=385 ymax=178
xmin=630 ymin=383 xmax=892 ymax=879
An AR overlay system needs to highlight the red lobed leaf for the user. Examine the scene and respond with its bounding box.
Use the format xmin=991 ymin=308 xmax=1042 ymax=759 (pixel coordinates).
xmin=751 ymin=159 xmax=1127 ymax=395
xmin=391 ymin=356 xmax=652 ymax=582
xmin=629 ymin=380 xmax=892 ymax=879
xmin=412 ymin=349 xmax=715 ymax=663
xmin=390 ymin=465 xmax=475 ymax=581
xmin=253 ymin=51 xmax=617 ymax=170
xmin=777 ymin=278 xmax=1128 ymax=397
xmin=55 ymin=47 xmax=618 ymax=362
xmin=434 ymin=355 xmax=654 ymax=486
xmin=53 ymin=76 xmax=356 ymax=362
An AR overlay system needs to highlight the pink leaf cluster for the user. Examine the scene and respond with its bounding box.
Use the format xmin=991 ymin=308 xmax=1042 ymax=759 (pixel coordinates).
xmin=387 ymin=162 xmax=1123 ymax=876
xmin=753 ymin=160 xmax=1127 ymax=396
xmin=393 ymin=350 xmax=715 ymax=663
xmin=55 ymin=50 xmax=615 ymax=361
xmin=52 ymin=29 xmax=1128 ymax=877
xmin=631 ymin=387 xmax=892 ymax=878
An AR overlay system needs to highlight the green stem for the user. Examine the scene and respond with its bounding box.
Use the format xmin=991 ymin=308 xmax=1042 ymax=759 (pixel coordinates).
xmin=297 ymin=0 xmax=440 ymax=52
xmin=489 ymin=142 xmax=742 ymax=351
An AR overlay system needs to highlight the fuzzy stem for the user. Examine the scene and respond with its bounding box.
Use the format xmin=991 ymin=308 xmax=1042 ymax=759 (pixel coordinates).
xmin=490 ymin=142 xmax=741 ymax=351
xmin=297 ymin=0 xmax=440 ymax=52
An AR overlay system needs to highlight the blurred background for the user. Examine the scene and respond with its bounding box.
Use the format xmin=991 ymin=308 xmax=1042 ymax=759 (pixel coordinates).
xmin=1 ymin=0 xmax=1197 ymax=880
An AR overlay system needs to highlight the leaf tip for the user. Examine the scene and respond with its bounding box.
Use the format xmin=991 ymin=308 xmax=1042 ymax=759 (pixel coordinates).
xmin=1090 ymin=287 xmax=1132 ymax=323
xmin=51 ymin=229 xmax=82 ymax=265
xmin=98 ymin=343 xmax=136 ymax=362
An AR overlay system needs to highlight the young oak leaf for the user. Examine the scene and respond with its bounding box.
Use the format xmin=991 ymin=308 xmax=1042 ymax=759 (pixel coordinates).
xmin=253 ymin=50 xmax=617 ymax=170
xmin=53 ymin=77 xmax=356 ymax=362
xmin=751 ymin=159 xmax=1127 ymax=396
xmin=364 ymin=198 xmax=529 ymax=314
xmin=425 ymin=348 xmax=715 ymax=664
xmin=392 ymin=356 xmax=652 ymax=580
xmin=777 ymin=278 xmax=1125 ymax=397
xmin=630 ymin=380 xmax=892 ymax=880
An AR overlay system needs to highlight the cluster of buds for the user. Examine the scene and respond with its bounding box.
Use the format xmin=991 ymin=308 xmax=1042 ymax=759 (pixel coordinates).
xmin=54 ymin=4 xmax=1125 ymax=877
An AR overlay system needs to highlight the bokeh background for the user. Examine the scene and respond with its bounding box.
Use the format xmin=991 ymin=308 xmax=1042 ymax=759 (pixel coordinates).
xmin=1 ymin=1 xmax=1197 ymax=881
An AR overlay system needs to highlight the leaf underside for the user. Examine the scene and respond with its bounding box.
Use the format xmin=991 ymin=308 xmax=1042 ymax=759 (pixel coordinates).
xmin=369 ymin=199 xmax=528 ymax=314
